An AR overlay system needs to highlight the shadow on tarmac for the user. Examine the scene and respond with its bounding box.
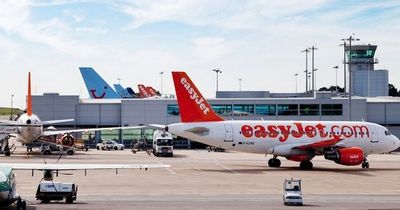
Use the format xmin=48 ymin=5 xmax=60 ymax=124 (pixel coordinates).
xmin=201 ymin=166 xmax=400 ymax=176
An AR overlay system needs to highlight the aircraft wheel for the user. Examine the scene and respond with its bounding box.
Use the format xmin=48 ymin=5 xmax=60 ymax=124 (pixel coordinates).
xmin=17 ymin=197 xmax=23 ymax=210
xmin=4 ymin=151 xmax=10 ymax=156
xmin=268 ymin=158 xmax=281 ymax=168
xmin=300 ymin=160 xmax=313 ymax=170
xmin=362 ymin=161 xmax=369 ymax=169
xmin=43 ymin=150 xmax=51 ymax=155
xmin=22 ymin=201 xmax=26 ymax=210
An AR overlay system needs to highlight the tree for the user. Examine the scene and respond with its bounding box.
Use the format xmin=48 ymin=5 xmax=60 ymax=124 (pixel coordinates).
xmin=388 ymin=84 xmax=399 ymax=97
xmin=318 ymin=86 xmax=344 ymax=92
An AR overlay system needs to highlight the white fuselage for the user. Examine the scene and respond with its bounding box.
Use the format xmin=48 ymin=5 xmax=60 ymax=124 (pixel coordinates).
xmin=15 ymin=114 xmax=43 ymax=144
xmin=168 ymin=121 xmax=400 ymax=156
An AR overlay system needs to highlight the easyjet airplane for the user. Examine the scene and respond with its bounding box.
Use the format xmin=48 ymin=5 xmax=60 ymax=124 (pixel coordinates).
xmin=156 ymin=72 xmax=400 ymax=170
xmin=0 ymin=73 xmax=142 ymax=156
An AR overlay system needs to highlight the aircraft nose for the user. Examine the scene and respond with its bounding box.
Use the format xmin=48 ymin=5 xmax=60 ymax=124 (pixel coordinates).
xmin=394 ymin=136 xmax=400 ymax=149
xmin=393 ymin=135 xmax=400 ymax=151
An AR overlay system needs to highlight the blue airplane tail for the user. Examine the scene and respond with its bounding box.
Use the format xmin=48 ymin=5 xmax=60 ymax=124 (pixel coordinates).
xmin=114 ymin=84 xmax=134 ymax=98
xmin=126 ymin=87 xmax=136 ymax=96
xmin=79 ymin=67 xmax=121 ymax=99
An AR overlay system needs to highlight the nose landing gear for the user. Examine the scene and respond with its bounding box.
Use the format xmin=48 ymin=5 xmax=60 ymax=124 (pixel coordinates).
xmin=361 ymin=158 xmax=369 ymax=169
xmin=268 ymin=156 xmax=281 ymax=168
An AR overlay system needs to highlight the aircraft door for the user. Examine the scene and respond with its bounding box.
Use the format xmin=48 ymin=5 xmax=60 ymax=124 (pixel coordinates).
xmin=224 ymin=124 xmax=234 ymax=142
xmin=370 ymin=126 xmax=379 ymax=143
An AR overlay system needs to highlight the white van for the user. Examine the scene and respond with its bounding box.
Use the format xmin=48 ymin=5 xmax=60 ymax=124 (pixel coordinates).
xmin=283 ymin=178 xmax=303 ymax=206
xmin=153 ymin=131 xmax=173 ymax=157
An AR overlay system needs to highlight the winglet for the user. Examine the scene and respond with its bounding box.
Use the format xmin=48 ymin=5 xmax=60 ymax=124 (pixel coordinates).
xmin=172 ymin=71 xmax=223 ymax=122
xmin=27 ymin=72 xmax=32 ymax=116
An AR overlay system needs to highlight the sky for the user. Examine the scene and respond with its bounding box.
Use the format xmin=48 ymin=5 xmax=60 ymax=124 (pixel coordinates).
xmin=1 ymin=0 xmax=400 ymax=108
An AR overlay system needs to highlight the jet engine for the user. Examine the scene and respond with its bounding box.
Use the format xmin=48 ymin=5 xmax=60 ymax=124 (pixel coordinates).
xmin=324 ymin=147 xmax=364 ymax=166
xmin=58 ymin=134 xmax=75 ymax=147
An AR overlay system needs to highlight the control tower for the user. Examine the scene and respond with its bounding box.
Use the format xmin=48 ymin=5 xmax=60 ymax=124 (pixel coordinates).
xmin=346 ymin=44 xmax=388 ymax=97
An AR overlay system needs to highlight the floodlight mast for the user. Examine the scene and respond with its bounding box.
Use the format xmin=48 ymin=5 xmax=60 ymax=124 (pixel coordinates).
xmin=341 ymin=35 xmax=360 ymax=121
xmin=212 ymin=68 xmax=222 ymax=96
xmin=301 ymin=48 xmax=310 ymax=93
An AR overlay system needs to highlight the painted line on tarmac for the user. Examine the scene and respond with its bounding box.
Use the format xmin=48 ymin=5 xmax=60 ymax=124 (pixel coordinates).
xmin=183 ymin=158 xmax=205 ymax=174
xmin=213 ymin=161 xmax=238 ymax=175
xmin=150 ymin=155 xmax=177 ymax=175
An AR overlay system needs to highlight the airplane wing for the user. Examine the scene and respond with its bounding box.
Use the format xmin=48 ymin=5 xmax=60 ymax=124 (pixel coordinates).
xmin=0 ymin=163 xmax=169 ymax=171
xmin=0 ymin=119 xmax=20 ymax=125
xmin=0 ymin=125 xmax=19 ymax=134
xmin=41 ymin=119 xmax=74 ymax=125
xmin=293 ymin=136 xmax=344 ymax=150
xmin=148 ymin=124 xmax=167 ymax=130
xmin=42 ymin=126 xmax=144 ymax=136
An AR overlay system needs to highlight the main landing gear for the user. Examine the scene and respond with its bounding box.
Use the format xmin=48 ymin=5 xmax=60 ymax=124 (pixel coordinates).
xmin=268 ymin=156 xmax=281 ymax=168
xmin=299 ymin=160 xmax=313 ymax=170
xmin=1 ymin=136 xmax=11 ymax=156
xmin=361 ymin=158 xmax=369 ymax=169
xmin=268 ymin=156 xmax=314 ymax=170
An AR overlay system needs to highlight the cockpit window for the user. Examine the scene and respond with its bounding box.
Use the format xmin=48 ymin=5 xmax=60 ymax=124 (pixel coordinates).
xmin=385 ymin=130 xmax=391 ymax=136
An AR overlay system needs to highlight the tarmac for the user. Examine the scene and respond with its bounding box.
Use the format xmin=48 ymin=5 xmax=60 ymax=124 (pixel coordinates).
xmin=2 ymin=147 xmax=400 ymax=210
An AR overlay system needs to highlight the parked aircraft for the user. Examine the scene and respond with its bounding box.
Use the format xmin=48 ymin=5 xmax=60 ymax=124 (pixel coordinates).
xmin=79 ymin=67 xmax=120 ymax=99
xmin=0 ymin=162 xmax=168 ymax=209
xmin=0 ymin=72 xmax=143 ymax=156
xmin=80 ymin=67 xmax=159 ymax=99
xmin=114 ymin=84 xmax=136 ymax=98
xmin=154 ymin=72 xmax=400 ymax=170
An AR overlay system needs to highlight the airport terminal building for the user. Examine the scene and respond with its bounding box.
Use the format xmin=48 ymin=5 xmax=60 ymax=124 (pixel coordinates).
xmin=30 ymin=43 xmax=399 ymax=147
xmin=31 ymin=92 xmax=400 ymax=147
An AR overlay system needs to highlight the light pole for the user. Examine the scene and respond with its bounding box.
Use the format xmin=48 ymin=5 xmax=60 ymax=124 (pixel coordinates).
xmin=159 ymin=72 xmax=164 ymax=96
xmin=341 ymin=35 xmax=360 ymax=121
xmin=212 ymin=69 xmax=222 ymax=94
xmin=339 ymin=42 xmax=347 ymax=94
xmin=307 ymin=72 xmax=311 ymax=91
xmin=310 ymin=46 xmax=318 ymax=93
xmin=294 ymin=73 xmax=298 ymax=94
xmin=333 ymin=66 xmax=339 ymax=93
xmin=10 ymin=94 xmax=14 ymax=120
xmin=313 ymin=68 xmax=318 ymax=91
xmin=238 ymin=78 xmax=242 ymax=91
xmin=301 ymin=48 xmax=310 ymax=92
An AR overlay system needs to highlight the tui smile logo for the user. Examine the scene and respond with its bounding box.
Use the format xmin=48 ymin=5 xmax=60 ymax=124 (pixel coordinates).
xmin=90 ymin=86 xmax=107 ymax=99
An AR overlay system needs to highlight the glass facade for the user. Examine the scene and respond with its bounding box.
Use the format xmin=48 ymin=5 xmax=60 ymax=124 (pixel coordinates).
xmin=300 ymin=104 xmax=319 ymax=116
xmin=167 ymin=103 xmax=343 ymax=116
xmin=233 ymin=104 xmax=254 ymax=116
xmin=167 ymin=104 xmax=180 ymax=116
xmin=321 ymin=104 xmax=343 ymax=116
xmin=349 ymin=49 xmax=375 ymax=59
xmin=211 ymin=104 xmax=233 ymax=116
xmin=255 ymin=104 xmax=276 ymax=116
xmin=277 ymin=104 xmax=298 ymax=116
xmin=101 ymin=130 xmax=120 ymax=142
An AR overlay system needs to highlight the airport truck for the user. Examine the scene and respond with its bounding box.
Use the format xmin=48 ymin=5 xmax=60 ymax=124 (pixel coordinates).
xmin=152 ymin=131 xmax=173 ymax=157
xmin=283 ymin=178 xmax=303 ymax=206
xmin=36 ymin=181 xmax=78 ymax=204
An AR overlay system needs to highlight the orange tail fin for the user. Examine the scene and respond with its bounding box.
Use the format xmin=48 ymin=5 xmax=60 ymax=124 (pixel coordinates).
xmin=138 ymin=84 xmax=150 ymax=98
xmin=146 ymin=86 xmax=156 ymax=97
xmin=172 ymin=71 xmax=223 ymax=122
xmin=27 ymin=72 xmax=32 ymax=116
